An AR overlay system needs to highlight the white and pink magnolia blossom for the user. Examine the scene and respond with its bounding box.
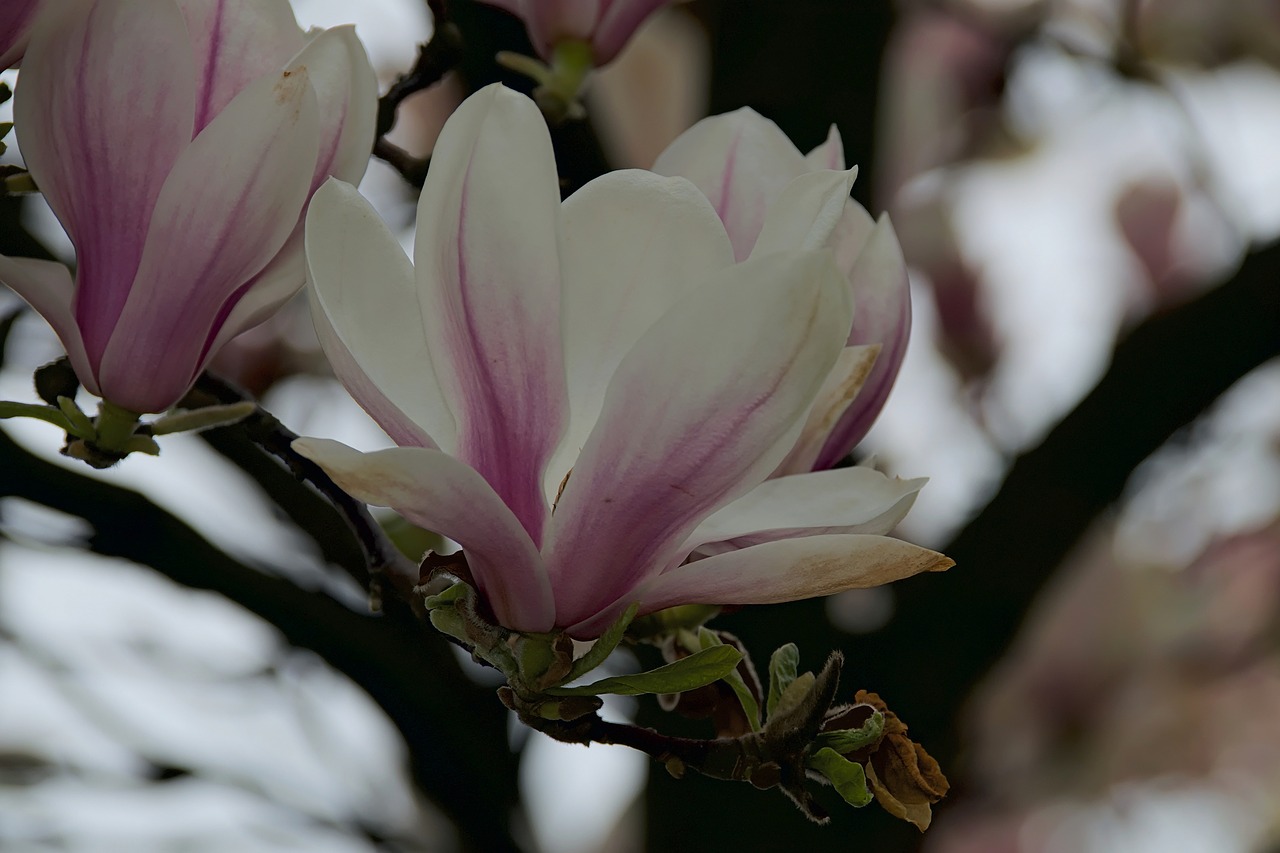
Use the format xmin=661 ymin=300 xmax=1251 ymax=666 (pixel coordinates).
xmin=480 ymin=0 xmax=671 ymax=64
xmin=0 ymin=0 xmax=376 ymax=414
xmin=654 ymin=109 xmax=913 ymax=469
xmin=0 ymin=0 xmax=44 ymax=68
xmin=294 ymin=84 xmax=950 ymax=638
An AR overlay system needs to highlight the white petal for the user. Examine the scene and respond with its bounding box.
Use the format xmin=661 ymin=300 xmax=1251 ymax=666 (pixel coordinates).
xmin=652 ymin=107 xmax=809 ymax=261
xmin=413 ymin=84 xmax=568 ymax=545
xmin=0 ymin=256 xmax=97 ymax=395
xmin=805 ymin=124 xmax=845 ymax=171
xmin=549 ymin=169 xmax=733 ymax=499
xmin=633 ymin=534 xmax=953 ymax=615
xmin=749 ymin=167 xmax=858 ymax=258
xmin=774 ymin=344 xmax=879 ymax=476
xmin=683 ymin=466 xmax=925 ymax=555
xmin=293 ymin=437 xmax=556 ymax=632
xmin=304 ymin=179 xmax=456 ymax=451
xmin=543 ymin=249 xmax=852 ymax=628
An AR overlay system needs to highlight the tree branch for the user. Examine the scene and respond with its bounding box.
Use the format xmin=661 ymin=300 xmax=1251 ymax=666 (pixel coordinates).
xmin=0 ymin=428 xmax=525 ymax=853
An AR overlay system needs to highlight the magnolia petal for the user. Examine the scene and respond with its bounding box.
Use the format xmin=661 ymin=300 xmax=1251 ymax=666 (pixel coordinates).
xmin=632 ymin=534 xmax=953 ymax=616
xmin=0 ymin=255 xmax=98 ymax=396
xmin=204 ymin=227 xmax=306 ymax=355
xmin=593 ymin=0 xmax=670 ymax=63
xmin=683 ymin=467 xmax=926 ymax=556
xmin=414 ymin=84 xmax=568 ymax=545
xmin=286 ymin=25 xmax=376 ymax=190
xmin=545 ymin=250 xmax=852 ymax=627
xmin=653 ymin=107 xmax=809 ymax=261
xmin=97 ymin=66 xmax=320 ymax=412
xmin=175 ymin=0 xmax=304 ymax=131
xmin=774 ymin=344 xmax=880 ymax=476
xmin=805 ymin=124 xmax=845 ymax=171
xmin=304 ymin=179 xmax=455 ymax=451
xmin=0 ymin=0 xmax=43 ymax=69
xmin=550 ymin=169 xmax=733 ymax=499
xmin=292 ymin=437 xmax=556 ymax=632
xmin=749 ymin=167 xmax=858 ymax=259
xmin=817 ymin=215 xmax=912 ymax=466
xmin=16 ymin=0 xmax=195 ymax=365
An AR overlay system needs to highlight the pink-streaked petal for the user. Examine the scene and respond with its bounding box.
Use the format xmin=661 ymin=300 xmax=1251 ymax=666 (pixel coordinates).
xmin=550 ymin=169 xmax=733 ymax=500
xmin=544 ymin=250 xmax=852 ymax=628
xmin=592 ymin=0 xmax=670 ymax=62
xmin=305 ymin=179 xmax=455 ymax=451
xmin=0 ymin=0 xmax=43 ymax=69
xmin=414 ymin=84 xmax=568 ymax=546
xmin=204 ymin=227 xmax=305 ymax=354
xmin=748 ymin=167 xmax=858 ymax=258
xmin=630 ymin=534 xmax=953 ymax=620
xmin=817 ymin=215 xmax=913 ymax=466
xmin=286 ymin=25 xmax=376 ymax=190
xmin=652 ymin=107 xmax=809 ymax=261
xmin=774 ymin=344 xmax=880 ymax=476
xmin=805 ymin=124 xmax=845 ymax=171
xmin=0 ymin=255 xmax=97 ymax=396
xmin=683 ymin=467 xmax=926 ymax=556
xmin=292 ymin=437 xmax=556 ymax=632
xmin=830 ymin=198 xmax=877 ymax=274
xmin=96 ymin=66 xmax=320 ymax=413
xmin=16 ymin=0 xmax=195 ymax=366
xmin=175 ymin=0 xmax=304 ymax=132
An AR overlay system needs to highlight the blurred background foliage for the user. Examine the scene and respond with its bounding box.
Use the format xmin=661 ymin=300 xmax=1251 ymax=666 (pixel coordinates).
xmin=3 ymin=0 xmax=1280 ymax=851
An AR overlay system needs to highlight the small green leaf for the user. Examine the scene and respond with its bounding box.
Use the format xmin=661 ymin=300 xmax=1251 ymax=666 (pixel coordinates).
xmin=546 ymin=644 xmax=742 ymax=697
xmin=423 ymin=581 xmax=471 ymax=610
xmin=807 ymin=747 xmax=874 ymax=808
xmin=815 ymin=710 xmax=884 ymax=755
xmin=766 ymin=643 xmax=800 ymax=719
xmin=698 ymin=628 xmax=760 ymax=731
xmin=0 ymin=400 xmax=74 ymax=431
xmin=559 ymin=602 xmax=638 ymax=686
xmin=56 ymin=396 xmax=95 ymax=438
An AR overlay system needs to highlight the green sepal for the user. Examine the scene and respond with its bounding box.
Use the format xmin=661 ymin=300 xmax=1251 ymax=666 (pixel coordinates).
xmin=766 ymin=643 xmax=800 ymax=719
xmin=57 ymin=396 xmax=95 ymax=438
xmin=807 ymin=747 xmax=874 ymax=808
xmin=546 ymin=644 xmax=742 ymax=697
xmin=423 ymin=581 xmax=471 ymax=610
xmin=771 ymin=671 xmax=816 ymax=722
xmin=558 ymin=603 xmax=638 ymax=687
xmin=814 ymin=711 xmax=884 ymax=755
xmin=0 ymin=400 xmax=74 ymax=431
xmin=698 ymin=628 xmax=760 ymax=731
xmin=150 ymin=401 xmax=257 ymax=435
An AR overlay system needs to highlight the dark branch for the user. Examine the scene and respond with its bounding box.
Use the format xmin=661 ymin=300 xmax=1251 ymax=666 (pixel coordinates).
xmin=183 ymin=373 xmax=420 ymax=602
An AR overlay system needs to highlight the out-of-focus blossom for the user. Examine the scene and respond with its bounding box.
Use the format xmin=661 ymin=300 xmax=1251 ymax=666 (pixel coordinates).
xmin=653 ymin=109 xmax=912 ymax=468
xmin=295 ymin=85 xmax=950 ymax=637
xmin=0 ymin=0 xmax=43 ymax=68
xmin=480 ymin=0 xmax=671 ymax=65
xmin=1135 ymin=0 xmax=1280 ymax=69
xmin=0 ymin=0 xmax=376 ymax=414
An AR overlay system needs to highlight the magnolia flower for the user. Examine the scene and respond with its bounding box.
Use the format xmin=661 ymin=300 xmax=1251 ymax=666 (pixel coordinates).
xmin=0 ymin=0 xmax=43 ymax=68
xmin=295 ymin=84 xmax=950 ymax=638
xmin=480 ymin=0 xmax=670 ymax=65
xmin=0 ymin=0 xmax=376 ymax=414
xmin=654 ymin=109 xmax=912 ymax=469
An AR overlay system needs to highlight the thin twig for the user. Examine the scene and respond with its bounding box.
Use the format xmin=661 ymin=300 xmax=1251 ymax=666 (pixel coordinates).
xmin=185 ymin=373 xmax=420 ymax=601
xmin=372 ymin=2 xmax=462 ymax=186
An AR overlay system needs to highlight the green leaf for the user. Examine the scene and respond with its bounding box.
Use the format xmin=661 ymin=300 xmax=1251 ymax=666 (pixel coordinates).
xmin=698 ymin=628 xmax=760 ymax=731
xmin=807 ymin=747 xmax=874 ymax=808
xmin=423 ymin=581 xmax=471 ymax=610
xmin=559 ymin=603 xmax=638 ymax=686
xmin=546 ymin=644 xmax=742 ymax=697
xmin=766 ymin=643 xmax=800 ymax=719
xmin=0 ymin=400 xmax=74 ymax=431
xmin=815 ymin=710 xmax=884 ymax=755
xmin=57 ymin=396 xmax=95 ymax=438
